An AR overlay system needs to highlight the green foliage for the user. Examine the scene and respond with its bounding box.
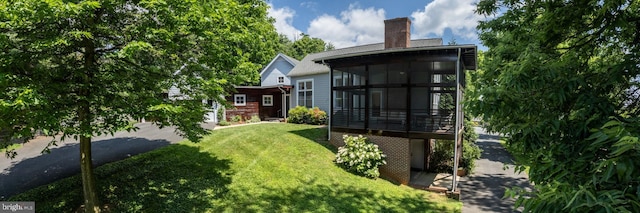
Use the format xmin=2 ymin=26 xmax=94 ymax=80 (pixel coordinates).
xmin=0 ymin=0 xmax=279 ymax=210
xmin=461 ymin=115 xmax=481 ymax=172
xmin=461 ymin=139 xmax=481 ymax=172
xmin=0 ymin=0 xmax=279 ymax=143
xmin=428 ymin=140 xmax=455 ymax=173
xmin=505 ymin=118 xmax=640 ymax=212
xmin=429 ymin=115 xmax=481 ymax=173
xmin=308 ymin=107 xmax=328 ymax=125
xmin=277 ymin=33 xmax=333 ymax=60
xmin=287 ymin=106 xmax=308 ymax=124
xmin=218 ymin=120 xmax=230 ymax=126
xmin=217 ymin=106 xmax=225 ymax=123
xmin=231 ymin=115 xmax=243 ymax=123
xmin=287 ymin=106 xmax=327 ymax=125
xmin=248 ymin=115 xmax=261 ymax=123
xmin=474 ymin=0 xmax=640 ymax=211
xmin=10 ymin=124 xmax=461 ymax=212
xmin=335 ymin=135 xmax=387 ymax=178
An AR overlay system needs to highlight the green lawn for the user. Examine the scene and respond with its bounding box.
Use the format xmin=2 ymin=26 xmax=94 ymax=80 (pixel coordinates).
xmin=10 ymin=123 xmax=461 ymax=212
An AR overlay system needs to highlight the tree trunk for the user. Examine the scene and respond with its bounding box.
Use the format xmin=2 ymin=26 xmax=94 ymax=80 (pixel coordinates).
xmin=80 ymin=11 xmax=100 ymax=210
xmin=80 ymin=135 xmax=100 ymax=213
xmin=78 ymin=100 xmax=99 ymax=212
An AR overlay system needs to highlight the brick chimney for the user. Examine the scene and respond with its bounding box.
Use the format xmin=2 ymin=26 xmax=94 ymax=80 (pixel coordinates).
xmin=384 ymin=17 xmax=411 ymax=49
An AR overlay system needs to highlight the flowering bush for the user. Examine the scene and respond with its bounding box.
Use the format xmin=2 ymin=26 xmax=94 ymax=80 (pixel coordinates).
xmin=287 ymin=106 xmax=327 ymax=125
xmin=335 ymin=135 xmax=386 ymax=178
xmin=308 ymin=107 xmax=327 ymax=125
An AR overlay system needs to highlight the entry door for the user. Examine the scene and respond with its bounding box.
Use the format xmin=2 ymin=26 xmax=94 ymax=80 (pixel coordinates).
xmin=410 ymin=139 xmax=425 ymax=170
xmin=283 ymin=94 xmax=291 ymax=118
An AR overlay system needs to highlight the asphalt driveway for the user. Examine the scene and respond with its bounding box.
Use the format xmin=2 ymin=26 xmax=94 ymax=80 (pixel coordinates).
xmin=0 ymin=122 xmax=214 ymax=199
xmin=461 ymin=127 xmax=533 ymax=213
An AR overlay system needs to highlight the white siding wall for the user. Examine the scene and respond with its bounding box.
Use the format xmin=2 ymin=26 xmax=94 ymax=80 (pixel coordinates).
xmin=167 ymin=85 xmax=185 ymax=100
xmin=290 ymin=73 xmax=331 ymax=113
xmin=261 ymin=57 xmax=293 ymax=86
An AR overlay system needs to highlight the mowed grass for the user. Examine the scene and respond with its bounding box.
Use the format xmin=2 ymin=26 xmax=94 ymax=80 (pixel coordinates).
xmin=10 ymin=123 xmax=461 ymax=212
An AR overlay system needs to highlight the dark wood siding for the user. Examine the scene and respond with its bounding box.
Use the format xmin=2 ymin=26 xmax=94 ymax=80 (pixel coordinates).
xmin=225 ymin=88 xmax=285 ymax=121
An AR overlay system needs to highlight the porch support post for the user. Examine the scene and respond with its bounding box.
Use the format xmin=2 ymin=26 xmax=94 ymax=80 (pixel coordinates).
xmin=451 ymin=48 xmax=462 ymax=192
xmin=329 ymin=66 xmax=333 ymax=141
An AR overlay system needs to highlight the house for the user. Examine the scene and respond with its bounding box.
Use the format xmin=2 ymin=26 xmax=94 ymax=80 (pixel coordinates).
xmin=286 ymin=38 xmax=443 ymax=116
xmin=165 ymin=53 xmax=298 ymax=123
xmin=312 ymin=17 xmax=477 ymax=188
xmin=223 ymin=54 xmax=298 ymax=121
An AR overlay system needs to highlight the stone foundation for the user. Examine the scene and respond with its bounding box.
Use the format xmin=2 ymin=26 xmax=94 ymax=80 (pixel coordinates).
xmin=330 ymin=132 xmax=411 ymax=184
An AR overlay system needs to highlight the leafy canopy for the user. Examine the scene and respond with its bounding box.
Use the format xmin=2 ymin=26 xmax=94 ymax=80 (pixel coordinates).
xmin=1 ymin=0 xmax=279 ymax=211
xmin=0 ymin=0 xmax=279 ymax=147
xmin=472 ymin=0 xmax=640 ymax=212
xmin=277 ymin=33 xmax=334 ymax=60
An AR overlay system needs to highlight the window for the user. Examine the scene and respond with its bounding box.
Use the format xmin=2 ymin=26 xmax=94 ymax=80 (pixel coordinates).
xmin=234 ymin=94 xmax=246 ymax=106
xmin=297 ymin=79 xmax=313 ymax=108
xmin=278 ymin=76 xmax=285 ymax=84
xmin=334 ymin=76 xmax=344 ymax=109
xmin=262 ymin=95 xmax=273 ymax=106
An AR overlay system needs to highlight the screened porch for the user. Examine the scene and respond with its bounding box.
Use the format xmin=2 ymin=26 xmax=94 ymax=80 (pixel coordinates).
xmin=325 ymin=47 xmax=476 ymax=139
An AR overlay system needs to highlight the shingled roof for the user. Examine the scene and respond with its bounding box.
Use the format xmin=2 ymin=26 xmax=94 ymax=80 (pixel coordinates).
xmin=287 ymin=38 xmax=443 ymax=77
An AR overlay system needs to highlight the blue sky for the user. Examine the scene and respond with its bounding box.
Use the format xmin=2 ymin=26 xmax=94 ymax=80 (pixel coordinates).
xmin=267 ymin=0 xmax=488 ymax=49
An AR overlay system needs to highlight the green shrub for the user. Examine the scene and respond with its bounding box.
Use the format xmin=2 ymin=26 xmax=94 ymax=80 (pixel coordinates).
xmin=335 ymin=135 xmax=386 ymax=178
xmin=461 ymin=115 xmax=481 ymax=172
xmin=249 ymin=115 xmax=261 ymax=123
xmin=231 ymin=115 xmax=243 ymax=123
xmin=287 ymin=106 xmax=327 ymax=125
xmin=287 ymin=106 xmax=309 ymax=124
xmin=217 ymin=106 xmax=225 ymax=122
xmin=461 ymin=140 xmax=481 ymax=172
xmin=218 ymin=120 xmax=230 ymax=126
xmin=428 ymin=138 xmax=482 ymax=173
xmin=308 ymin=107 xmax=328 ymax=125
xmin=428 ymin=140 xmax=454 ymax=173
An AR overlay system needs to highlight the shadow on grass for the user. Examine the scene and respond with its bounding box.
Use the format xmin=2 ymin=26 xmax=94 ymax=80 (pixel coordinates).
xmin=216 ymin=178 xmax=456 ymax=212
xmin=1 ymin=137 xmax=174 ymax=199
xmin=288 ymin=126 xmax=337 ymax=152
xmin=8 ymin=144 xmax=232 ymax=213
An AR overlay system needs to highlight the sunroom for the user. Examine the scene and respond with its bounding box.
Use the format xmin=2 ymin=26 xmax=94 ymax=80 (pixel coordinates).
xmin=315 ymin=45 xmax=476 ymax=186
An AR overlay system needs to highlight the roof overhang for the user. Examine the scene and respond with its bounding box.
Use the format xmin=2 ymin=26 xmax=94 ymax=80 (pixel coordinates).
xmin=235 ymin=85 xmax=292 ymax=89
xmin=313 ymin=45 xmax=477 ymax=70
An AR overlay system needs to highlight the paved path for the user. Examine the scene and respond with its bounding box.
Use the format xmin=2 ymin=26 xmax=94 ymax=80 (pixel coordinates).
xmin=461 ymin=127 xmax=533 ymax=213
xmin=0 ymin=122 xmax=215 ymax=199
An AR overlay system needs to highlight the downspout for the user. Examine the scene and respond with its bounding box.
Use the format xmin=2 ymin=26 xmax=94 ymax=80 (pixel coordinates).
xmin=325 ymin=59 xmax=331 ymax=141
xmin=452 ymin=48 xmax=462 ymax=193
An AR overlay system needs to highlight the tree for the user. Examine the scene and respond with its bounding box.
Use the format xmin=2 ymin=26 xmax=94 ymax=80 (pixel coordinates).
xmin=277 ymin=33 xmax=332 ymax=60
xmin=0 ymin=0 xmax=278 ymax=212
xmin=472 ymin=0 xmax=639 ymax=212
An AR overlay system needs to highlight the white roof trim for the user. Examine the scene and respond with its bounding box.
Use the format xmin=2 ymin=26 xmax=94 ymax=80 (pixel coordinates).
xmin=259 ymin=53 xmax=299 ymax=76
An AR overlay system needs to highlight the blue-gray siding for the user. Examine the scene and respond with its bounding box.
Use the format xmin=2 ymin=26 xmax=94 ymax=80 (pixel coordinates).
xmin=261 ymin=57 xmax=293 ymax=87
xmin=290 ymin=73 xmax=331 ymax=113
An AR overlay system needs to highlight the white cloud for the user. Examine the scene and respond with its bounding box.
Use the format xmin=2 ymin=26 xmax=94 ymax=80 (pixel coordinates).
xmin=267 ymin=4 xmax=303 ymax=40
xmin=411 ymin=0 xmax=482 ymax=39
xmin=307 ymin=4 xmax=385 ymax=48
xmin=300 ymin=1 xmax=318 ymax=11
